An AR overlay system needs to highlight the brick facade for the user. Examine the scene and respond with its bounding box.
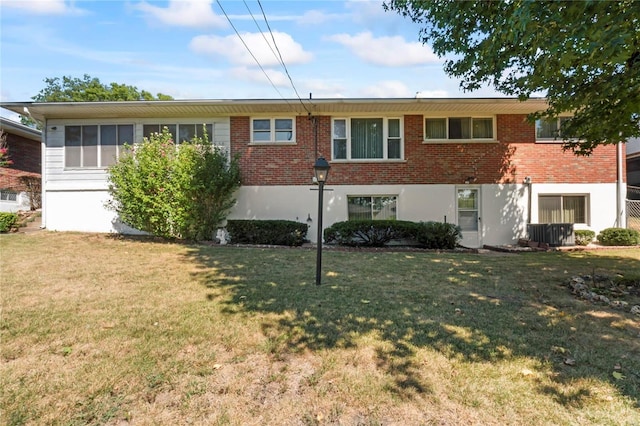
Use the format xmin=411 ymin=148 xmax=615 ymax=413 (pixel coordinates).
xmin=232 ymin=113 xmax=621 ymax=186
xmin=0 ymin=131 xmax=41 ymax=191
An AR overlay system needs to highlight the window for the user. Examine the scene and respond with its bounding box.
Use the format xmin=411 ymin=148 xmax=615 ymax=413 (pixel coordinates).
xmin=65 ymin=125 xmax=133 ymax=168
xmin=425 ymin=117 xmax=494 ymax=140
xmin=0 ymin=190 xmax=18 ymax=202
xmin=348 ymin=196 xmax=397 ymax=220
xmin=333 ymin=118 xmax=402 ymax=160
xmin=536 ymin=117 xmax=570 ymax=140
xmin=457 ymin=189 xmax=479 ymax=231
xmin=251 ymin=118 xmax=294 ymax=143
xmin=539 ymin=195 xmax=588 ymax=224
xmin=143 ymin=124 xmax=213 ymax=143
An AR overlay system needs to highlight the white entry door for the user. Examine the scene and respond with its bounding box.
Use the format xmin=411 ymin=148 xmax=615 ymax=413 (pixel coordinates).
xmin=457 ymin=188 xmax=482 ymax=248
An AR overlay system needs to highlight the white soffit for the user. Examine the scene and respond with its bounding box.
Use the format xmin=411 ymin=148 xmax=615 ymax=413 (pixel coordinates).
xmin=1 ymin=98 xmax=549 ymax=121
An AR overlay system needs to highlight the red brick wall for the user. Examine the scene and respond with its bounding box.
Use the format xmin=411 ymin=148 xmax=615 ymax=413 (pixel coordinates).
xmin=0 ymin=133 xmax=41 ymax=191
xmin=231 ymin=113 xmax=621 ymax=186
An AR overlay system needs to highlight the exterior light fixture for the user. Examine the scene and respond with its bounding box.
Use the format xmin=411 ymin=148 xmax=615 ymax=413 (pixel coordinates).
xmin=313 ymin=157 xmax=330 ymax=285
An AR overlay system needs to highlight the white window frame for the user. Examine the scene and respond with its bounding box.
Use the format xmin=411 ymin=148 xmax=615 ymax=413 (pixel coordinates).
xmin=0 ymin=189 xmax=18 ymax=202
xmin=142 ymin=123 xmax=214 ymax=144
xmin=332 ymin=117 xmax=404 ymax=161
xmin=250 ymin=117 xmax=295 ymax=144
xmin=535 ymin=117 xmax=571 ymax=142
xmin=423 ymin=116 xmax=496 ymax=142
xmin=347 ymin=195 xmax=398 ymax=220
xmin=538 ymin=194 xmax=590 ymax=225
xmin=64 ymin=124 xmax=134 ymax=169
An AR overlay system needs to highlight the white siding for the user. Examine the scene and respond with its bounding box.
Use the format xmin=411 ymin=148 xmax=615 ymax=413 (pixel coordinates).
xmin=43 ymin=118 xmax=231 ymax=191
xmin=42 ymin=182 xmax=620 ymax=248
xmin=41 ymin=117 xmax=230 ymax=229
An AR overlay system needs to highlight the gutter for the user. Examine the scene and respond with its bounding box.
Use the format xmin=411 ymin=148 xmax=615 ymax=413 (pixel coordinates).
xmin=616 ymin=142 xmax=625 ymax=227
xmin=40 ymin=117 xmax=46 ymax=229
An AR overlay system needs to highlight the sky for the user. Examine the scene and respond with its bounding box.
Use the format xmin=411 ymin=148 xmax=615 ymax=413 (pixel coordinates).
xmin=0 ymin=0 xmax=505 ymax=118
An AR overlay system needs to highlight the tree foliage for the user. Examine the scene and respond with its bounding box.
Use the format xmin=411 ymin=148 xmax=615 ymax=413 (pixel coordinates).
xmin=32 ymin=74 xmax=173 ymax=102
xmin=384 ymin=0 xmax=640 ymax=155
xmin=107 ymin=128 xmax=241 ymax=241
xmin=22 ymin=74 xmax=173 ymax=127
xmin=0 ymin=130 xmax=12 ymax=167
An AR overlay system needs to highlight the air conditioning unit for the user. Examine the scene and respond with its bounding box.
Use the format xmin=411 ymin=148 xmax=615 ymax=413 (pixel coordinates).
xmin=527 ymin=223 xmax=575 ymax=246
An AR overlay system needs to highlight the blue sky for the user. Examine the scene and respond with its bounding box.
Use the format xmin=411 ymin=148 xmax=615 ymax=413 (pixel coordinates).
xmin=1 ymin=0 xmax=504 ymax=109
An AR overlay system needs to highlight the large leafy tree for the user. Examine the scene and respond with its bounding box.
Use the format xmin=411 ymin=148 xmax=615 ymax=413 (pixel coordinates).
xmin=32 ymin=74 xmax=173 ymax=102
xmin=22 ymin=74 xmax=173 ymax=126
xmin=384 ymin=0 xmax=640 ymax=155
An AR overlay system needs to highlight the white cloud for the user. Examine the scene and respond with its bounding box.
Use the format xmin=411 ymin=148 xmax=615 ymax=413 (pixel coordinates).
xmin=190 ymin=31 xmax=313 ymax=67
xmin=359 ymin=80 xmax=413 ymax=98
xmin=297 ymin=9 xmax=346 ymax=25
xmin=134 ymin=0 xmax=226 ymax=28
xmin=0 ymin=0 xmax=86 ymax=15
xmin=415 ymin=90 xmax=449 ymax=98
xmin=328 ymin=31 xmax=439 ymax=67
xmin=230 ymin=66 xmax=289 ymax=87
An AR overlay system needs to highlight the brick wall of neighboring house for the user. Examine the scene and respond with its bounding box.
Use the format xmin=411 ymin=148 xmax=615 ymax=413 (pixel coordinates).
xmin=0 ymin=132 xmax=41 ymax=191
xmin=231 ymin=113 xmax=622 ymax=186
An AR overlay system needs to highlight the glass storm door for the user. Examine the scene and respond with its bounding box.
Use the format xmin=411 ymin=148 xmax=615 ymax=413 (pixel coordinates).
xmin=457 ymin=188 xmax=482 ymax=248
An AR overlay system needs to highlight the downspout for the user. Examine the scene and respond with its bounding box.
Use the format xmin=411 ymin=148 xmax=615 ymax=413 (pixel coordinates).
xmin=616 ymin=141 xmax=625 ymax=227
xmin=40 ymin=117 xmax=46 ymax=229
xmin=525 ymin=176 xmax=532 ymax=224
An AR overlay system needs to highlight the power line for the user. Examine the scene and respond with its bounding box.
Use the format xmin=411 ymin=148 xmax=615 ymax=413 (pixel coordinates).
xmin=255 ymin=0 xmax=311 ymax=114
xmin=215 ymin=0 xmax=293 ymax=107
xmin=243 ymin=0 xmax=284 ymax=69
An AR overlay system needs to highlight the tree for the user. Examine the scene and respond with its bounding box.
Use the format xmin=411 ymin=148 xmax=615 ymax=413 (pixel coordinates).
xmin=107 ymin=128 xmax=241 ymax=241
xmin=21 ymin=74 xmax=173 ymax=127
xmin=0 ymin=130 xmax=12 ymax=167
xmin=384 ymin=0 xmax=640 ymax=155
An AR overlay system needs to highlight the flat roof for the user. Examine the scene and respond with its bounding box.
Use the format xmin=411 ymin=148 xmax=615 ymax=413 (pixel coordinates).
xmin=1 ymin=97 xmax=549 ymax=122
xmin=0 ymin=117 xmax=41 ymax=141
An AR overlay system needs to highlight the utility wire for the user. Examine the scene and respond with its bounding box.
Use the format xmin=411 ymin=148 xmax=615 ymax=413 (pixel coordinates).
xmin=255 ymin=0 xmax=312 ymax=114
xmin=243 ymin=0 xmax=284 ymax=69
xmin=215 ymin=0 xmax=293 ymax=108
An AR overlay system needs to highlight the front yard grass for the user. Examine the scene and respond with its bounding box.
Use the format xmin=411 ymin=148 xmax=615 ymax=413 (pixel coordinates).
xmin=1 ymin=232 xmax=639 ymax=425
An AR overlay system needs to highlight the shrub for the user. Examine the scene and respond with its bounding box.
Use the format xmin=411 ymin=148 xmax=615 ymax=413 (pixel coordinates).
xmin=0 ymin=212 xmax=18 ymax=232
xmin=107 ymin=127 xmax=241 ymax=241
xmin=597 ymin=228 xmax=640 ymax=246
xmin=323 ymin=220 xmax=460 ymax=249
xmin=324 ymin=220 xmax=418 ymax=247
xmin=574 ymin=229 xmax=596 ymax=246
xmin=19 ymin=176 xmax=41 ymax=210
xmin=415 ymin=221 xmax=462 ymax=249
xmin=226 ymin=220 xmax=308 ymax=246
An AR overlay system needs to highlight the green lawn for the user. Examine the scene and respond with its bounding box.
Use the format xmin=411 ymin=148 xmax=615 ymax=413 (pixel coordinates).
xmin=1 ymin=232 xmax=639 ymax=425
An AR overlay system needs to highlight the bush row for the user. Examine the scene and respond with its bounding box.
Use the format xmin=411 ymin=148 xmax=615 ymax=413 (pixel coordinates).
xmin=0 ymin=212 xmax=18 ymax=233
xmin=226 ymin=220 xmax=308 ymax=246
xmin=324 ymin=220 xmax=462 ymax=249
xmin=597 ymin=227 xmax=640 ymax=246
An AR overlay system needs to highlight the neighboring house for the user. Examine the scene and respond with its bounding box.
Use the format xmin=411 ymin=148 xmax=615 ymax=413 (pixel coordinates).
xmin=626 ymin=137 xmax=640 ymax=192
xmin=0 ymin=117 xmax=41 ymax=212
xmin=0 ymin=98 xmax=625 ymax=247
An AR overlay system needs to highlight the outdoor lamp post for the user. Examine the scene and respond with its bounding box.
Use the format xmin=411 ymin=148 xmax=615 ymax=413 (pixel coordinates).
xmin=313 ymin=157 xmax=331 ymax=286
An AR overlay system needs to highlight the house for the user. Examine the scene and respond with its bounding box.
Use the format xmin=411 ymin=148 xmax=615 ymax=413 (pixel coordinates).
xmin=0 ymin=117 xmax=41 ymax=212
xmin=0 ymin=98 xmax=625 ymax=247
xmin=627 ymin=138 xmax=640 ymax=190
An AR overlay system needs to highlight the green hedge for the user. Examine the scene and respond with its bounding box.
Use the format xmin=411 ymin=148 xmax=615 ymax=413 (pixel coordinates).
xmin=597 ymin=228 xmax=640 ymax=246
xmin=323 ymin=220 xmax=418 ymax=247
xmin=0 ymin=212 xmax=18 ymax=233
xmin=415 ymin=221 xmax=462 ymax=249
xmin=323 ymin=220 xmax=461 ymax=249
xmin=226 ymin=220 xmax=308 ymax=246
xmin=574 ymin=229 xmax=596 ymax=246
